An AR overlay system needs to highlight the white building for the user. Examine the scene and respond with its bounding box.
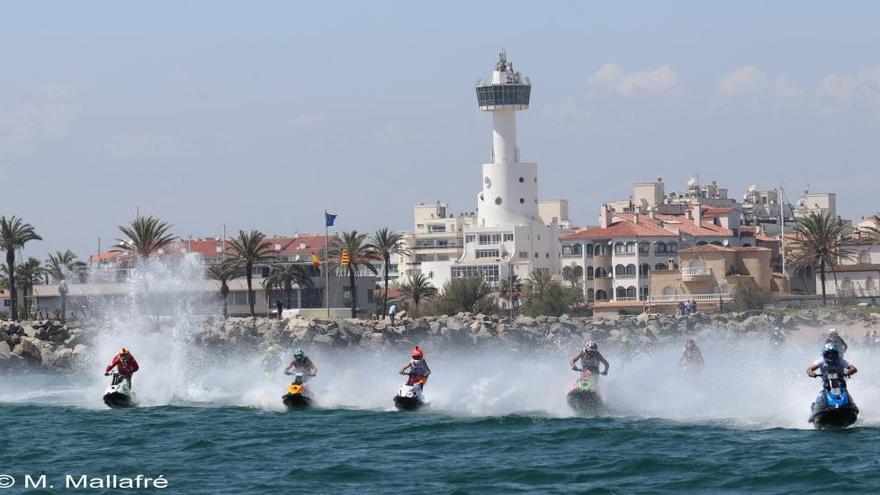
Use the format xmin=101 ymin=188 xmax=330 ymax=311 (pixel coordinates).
xmin=398 ymin=51 xmax=561 ymax=290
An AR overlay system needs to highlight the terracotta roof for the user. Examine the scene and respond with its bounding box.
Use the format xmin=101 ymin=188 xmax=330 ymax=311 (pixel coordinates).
xmin=702 ymin=207 xmax=735 ymax=217
xmin=827 ymin=263 xmax=880 ymax=273
xmin=562 ymin=211 xmax=733 ymax=241
xmin=679 ymin=244 xmax=771 ymax=254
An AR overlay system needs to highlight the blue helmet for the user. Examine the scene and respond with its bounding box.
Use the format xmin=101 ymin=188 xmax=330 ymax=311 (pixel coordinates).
xmin=822 ymin=343 xmax=840 ymax=362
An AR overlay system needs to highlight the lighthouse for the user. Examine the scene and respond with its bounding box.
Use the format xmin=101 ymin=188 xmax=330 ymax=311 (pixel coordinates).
xmin=475 ymin=50 xmax=539 ymax=227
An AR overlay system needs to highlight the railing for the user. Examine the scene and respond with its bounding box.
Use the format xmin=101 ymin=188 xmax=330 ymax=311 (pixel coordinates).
xmin=562 ymin=253 xmax=583 ymax=258
xmin=648 ymin=293 xmax=732 ymax=304
xmin=614 ymin=297 xmax=639 ymax=302
xmin=614 ymin=252 xmax=636 ymax=257
xmin=681 ymin=267 xmax=711 ymax=277
xmin=615 ymin=273 xmax=637 ymax=280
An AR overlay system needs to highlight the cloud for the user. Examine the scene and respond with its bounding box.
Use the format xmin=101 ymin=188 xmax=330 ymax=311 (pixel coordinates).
xmin=717 ymin=66 xmax=803 ymax=99
xmin=0 ymin=82 xmax=81 ymax=157
xmin=587 ymin=64 xmax=679 ymax=95
xmin=817 ymin=68 xmax=880 ymax=105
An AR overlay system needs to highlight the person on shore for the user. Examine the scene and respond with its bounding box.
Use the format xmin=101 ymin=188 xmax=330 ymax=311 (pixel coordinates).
xmin=677 ymin=301 xmax=685 ymax=316
xmin=284 ymin=349 xmax=318 ymax=382
xmin=104 ymin=348 xmax=140 ymax=389
xmin=276 ymin=300 xmax=284 ymax=319
xmin=823 ymin=329 xmax=848 ymax=354
xmin=807 ymin=343 xmax=857 ymax=391
xmin=570 ymin=341 xmax=609 ymax=376
xmin=400 ymin=346 xmax=431 ymax=388
xmin=388 ymin=303 xmax=398 ymax=325
xmin=679 ymin=338 xmax=704 ymax=372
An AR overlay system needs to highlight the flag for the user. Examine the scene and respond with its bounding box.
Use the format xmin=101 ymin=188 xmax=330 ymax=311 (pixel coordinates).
xmin=311 ymin=252 xmax=321 ymax=267
xmin=341 ymin=249 xmax=350 ymax=266
xmin=325 ymin=212 xmax=337 ymax=227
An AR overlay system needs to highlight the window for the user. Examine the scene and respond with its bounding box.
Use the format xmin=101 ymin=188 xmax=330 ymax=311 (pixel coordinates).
xmin=572 ymin=244 xmax=582 ymax=255
xmin=478 ymin=234 xmax=501 ymax=245
xmin=626 ymin=286 xmax=637 ymax=298
xmin=476 ymin=249 xmax=499 ymax=259
xmin=639 ymin=263 xmax=650 ymax=276
xmin=668 ymin=242 xmax=678 ymax=253
xmin=519 ymin=198 xmax=525 ymax=204
xmin=654 ymin=263 xmax=667 ymax=271
xmin=503 ymin=233 xmax=514 ymax=242
xmin=495 ymin=197 xmax=503 ymax=205
xmin=519 ymin=177 xmax=524 ymax=183
xmin=587 ymin=266 xmax=594 ymax=279
xmin=429 ymin=224 xmax=446 ymax=233
xmin=638 ymin=242 xmax=650 ymax=254
xmin=465 ymin=235 xmax=475 ymax=244
xmin=484 ymin=176 xmax=492 ymax=188
xmin=595 ymin=289 xmax=608 ymax=301
xmin=626 ymin=264 xmax=636 ymax=275
xmin=519 ymin=251 xmax=528 ymax=258
xmin=615 ymin=264 xmax=626 ymax=276
xmin=639 ymin=286 xmax=648 ymax=300
xmin=586 ymin=244 xmax=594 ymax=256
xmin=562 ymin=245 xmax=572 ymax=255
xmin=534 ymin=252 xmax=539 ymax=258
xmin=595 ymin=267 xmax=608 ymax=278
xmin=614 ymin=242 xmax=625 ymax=254
xmin=615 ymin=287 xmax=627 ymax=298
xmin=451 ymin=265 xmax=500 ymax=283
xmin=437 ymin=240 xmax=448 ymax=248
xmin=587 ymin=288 xmax=594 ymax=301
xmin=656 ymin=242 xmax=667 ymax=253
xmin=626 ymin=242 xmax=636 ymax=254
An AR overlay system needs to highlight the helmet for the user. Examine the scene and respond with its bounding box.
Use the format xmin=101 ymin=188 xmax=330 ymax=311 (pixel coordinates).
xmin=266 ymin=345 xmax=276 ymax=353
xmin=586 ymin=341 xmax=598 ymax=352
xmin=828 ymin=328 xmax=838 ymax=335
xmin=293 ymin=349 xmax=304 ymax=358
xmin=685 ymin=338 xmax=696 ymax=348
xmin=411 ymin=346 xmax=424 ymax=359
xmin=822 ymin=343 xmax=840 ymax=362
xmin=118 ymin=348 xmax=129 ymax=355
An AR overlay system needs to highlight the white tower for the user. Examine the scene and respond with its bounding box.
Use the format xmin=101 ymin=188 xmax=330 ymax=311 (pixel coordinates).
xmin=476 ymin=50 xmax=539 ymax=227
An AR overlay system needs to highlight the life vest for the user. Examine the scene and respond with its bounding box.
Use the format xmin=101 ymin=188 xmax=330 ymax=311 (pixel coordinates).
xmin=580 ymin=351 xmax=601 ymax=370
xmin=409 ymin=359 xmax=428 ymax=376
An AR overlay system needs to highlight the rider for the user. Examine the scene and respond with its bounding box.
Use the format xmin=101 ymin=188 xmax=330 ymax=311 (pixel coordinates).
xmin=262 ymin=344 xmax=281 ymax=375
xmin=824 ymin=328 xmax=848 ymax=354
xmin=807 ymin=343 xmax=857 ymax=391
xmin=570 ymin=341 xmax=609 ymax=376
xmin=284 ymin=349 xmax=318 ymax=382
xmin=104 ymin=348 xmax=140 ymax=389
xmin=399 ymin=346 xmax=431 ymax=388
xmin=679 ymin=338 xmax=705 ymax=369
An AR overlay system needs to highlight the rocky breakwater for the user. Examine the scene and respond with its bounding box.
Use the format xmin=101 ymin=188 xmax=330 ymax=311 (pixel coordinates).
xmin=0 ymin=320 xmax=89 ymax=372
xmin=193 ymin=309 xmax=880 ymax=354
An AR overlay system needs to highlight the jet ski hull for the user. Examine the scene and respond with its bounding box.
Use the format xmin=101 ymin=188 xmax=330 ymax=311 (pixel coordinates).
xmin=393 ymin=395 xmax=424 ymax=411
xmin=810 ymin=392 xmax=859 ymax=429
xmin=567 ymin=389 xmax=602 ymax=415
xmin=282 ymin=393 xmax=312 ymax=410
xmin=103 ymin=392 xmax=134 ymax=409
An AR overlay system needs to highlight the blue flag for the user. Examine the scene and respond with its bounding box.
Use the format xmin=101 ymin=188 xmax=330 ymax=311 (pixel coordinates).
xmin=325 ymin=212 xmax=337 ymax=227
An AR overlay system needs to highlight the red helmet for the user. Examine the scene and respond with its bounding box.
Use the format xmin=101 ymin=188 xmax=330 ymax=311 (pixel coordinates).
xmin=410 ymin=346 xmax=424 ymax=358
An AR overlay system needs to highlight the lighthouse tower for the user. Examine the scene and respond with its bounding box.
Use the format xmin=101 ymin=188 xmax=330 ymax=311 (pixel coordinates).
xmin=475 ymin=50 xmax=539 ymax=227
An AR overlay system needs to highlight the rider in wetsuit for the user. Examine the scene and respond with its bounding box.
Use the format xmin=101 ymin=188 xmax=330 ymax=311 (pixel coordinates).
xmin=570 ymin=341 xmax=609 ymax=376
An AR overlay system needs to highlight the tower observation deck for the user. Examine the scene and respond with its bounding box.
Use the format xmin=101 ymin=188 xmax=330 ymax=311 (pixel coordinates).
xmin=475 ymin=50 xmax=538 ymax=227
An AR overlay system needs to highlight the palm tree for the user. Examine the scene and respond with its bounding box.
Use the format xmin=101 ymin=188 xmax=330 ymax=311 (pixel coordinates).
xmin=206 ymin=258 xmax=241 ymax=318
xmin=263 ymin=263 xmax=315 ymax=310
xmin=15 ymin=257 xmax=45 ymax=317
xmin=864 ymin=213 xmax=880 ymax=241
xmin=46 ymin=249 xmax=87 ymax=283
xmin=497 ymin=273 xmax=522 ymax=312
xmin=400 ymin=273 xmax=437 ymax=316
xmin=334 ymin=231 xmax=378 ymax=318
xmin=112 ymin=215 xmax=176 ymax=259
xmin=226 ymin=230 xmax=274 ymax=317
xmin=789 ymin=211 xmax=853 ymax=305
xmin=0 ymin=216 xmax=42 ymax=321
xmin=368 ymin=228 xmax=410 ymax=317
xmin=524 ymin=270 xmax=553 ymax=303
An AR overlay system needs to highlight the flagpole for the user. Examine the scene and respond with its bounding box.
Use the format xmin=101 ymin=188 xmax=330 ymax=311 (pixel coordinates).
xmin=325 ymin=210 xmax=330 ymax=318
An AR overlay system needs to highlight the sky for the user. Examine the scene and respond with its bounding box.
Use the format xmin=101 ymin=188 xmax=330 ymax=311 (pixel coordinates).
xmin=2 ymin=1 xmax=880 ymax=260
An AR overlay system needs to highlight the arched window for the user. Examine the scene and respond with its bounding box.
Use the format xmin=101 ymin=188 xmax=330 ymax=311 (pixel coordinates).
xmin=656 ymin=242 xmax=667 ymax=253
xmin=625 ymin=264 xmax=636 ymax=275
xmin=615 ymin=264 xmax=626 ymax=276
xmin=689 ymin=259 xmax=706 ymax=269
xmin=626 ymin=286 xmax=637 ymax=298
xmin=638 ymin=242 xmax=650 ymax=254
xmin=572 ymin=243 xmax=583 ymax=255
xmin=625 ymin=242 xmax=636 ymax=254
xmin=587 ymin=288 xmax=595 ymax=301
xmin=587 ymin=266 xmax=594 ymax=279
xmin=595 ymin=267 xmax=607 ymax=278
xmin=614 ymin=242 xmax=625 ymax=254
xmin=668 ymin=242 xmax=678 ymax=253
xmin=562 ymin=245 xmax=572 ymax=256
xmin=594 ymin=244 xmax=605 ymax=256
xmin=615 ymin=286 xmax=627 ymax=298
xmin=655 ymin=263 xmax=667 ymax=271
xmin=595 ymin=289 xmax=608 ymax=301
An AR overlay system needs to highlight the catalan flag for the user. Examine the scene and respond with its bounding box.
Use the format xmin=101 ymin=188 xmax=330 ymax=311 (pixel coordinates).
xmin=311 ymin=252 xmax=321 ymax=267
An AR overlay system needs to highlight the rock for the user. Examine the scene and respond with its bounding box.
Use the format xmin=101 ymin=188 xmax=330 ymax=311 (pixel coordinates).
xmin=0 ymin=341 xmax=10 ymax=358
xmin=515 ymin=316 xmax=536 ymax=326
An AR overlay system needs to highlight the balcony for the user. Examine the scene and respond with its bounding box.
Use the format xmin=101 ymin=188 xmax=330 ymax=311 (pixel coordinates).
xmin=648 ymin=293 xmax=731 ymax=304
xmin=681 ymin=267 xmax=711 ymax=281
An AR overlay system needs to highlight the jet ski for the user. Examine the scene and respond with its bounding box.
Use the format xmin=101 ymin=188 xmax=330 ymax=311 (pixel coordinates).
xmin=103 ymin=372 xmax=135 ymax=408
xmin=567 ymin=368 xmax=602 ymax=415
xmin=809 ymin=372 xmax=859 ymax=429
xmin=394 ymin=374 xmax=426 ymax=411
xmin=282 ymin=372 xmax=313 ymax=410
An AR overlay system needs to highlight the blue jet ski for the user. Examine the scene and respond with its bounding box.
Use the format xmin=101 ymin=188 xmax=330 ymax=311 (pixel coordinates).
xmin=809 ymin=372 xmax=858 ymax=429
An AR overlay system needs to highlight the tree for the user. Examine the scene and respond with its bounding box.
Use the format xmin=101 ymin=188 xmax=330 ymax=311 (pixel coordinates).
xmin=333 ymin=231 xmax=378 ymax=318
xmin=399 ymin=273 xmax=437 ymax=316
xmin=15 ymin=257 xmax=45 ymax=317
xmin=46 ymin=249 xmax=87 ymax=283
xmin=437 ymin=277 xmax=493 ymax=315
xmin=519 ymin=278 xmax=582 ymax=317
xmin=562 ymin=265 xmax=583 ymax=288
xmin=112 ymin=215 xmax=176 ymax=259
xmin=263 ymin=263 xmax=315 ymax=310
xmin=206 ymin=258 xmax=241 ymax=318
xmin=497 ymin=273 xmax=522 ymax=312
xmin=730 ymin=280 xmax=772 ymax=311
xmin=0 ymin=216 xmax=42 ymax=321
xmin=864 ymin=213 xmax=880 ymax=241
xmin=523 ymin=270 xmax=553 ymax=303
xmin=789 ymin=211 xmax=853 ymax=305
xmin=227 ymin=230 xmax=274 ymax=317
xmin=368 ymin=228 xmax=410 ymax=317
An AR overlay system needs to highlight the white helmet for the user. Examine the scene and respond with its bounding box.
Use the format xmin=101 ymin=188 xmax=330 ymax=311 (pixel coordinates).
xmin=828 ymin=328 xmax=838 ymax=335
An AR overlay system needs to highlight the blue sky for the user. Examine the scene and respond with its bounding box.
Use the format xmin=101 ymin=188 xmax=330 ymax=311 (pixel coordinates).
xmin=2 ymin=1 xmax=879 ymax=258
